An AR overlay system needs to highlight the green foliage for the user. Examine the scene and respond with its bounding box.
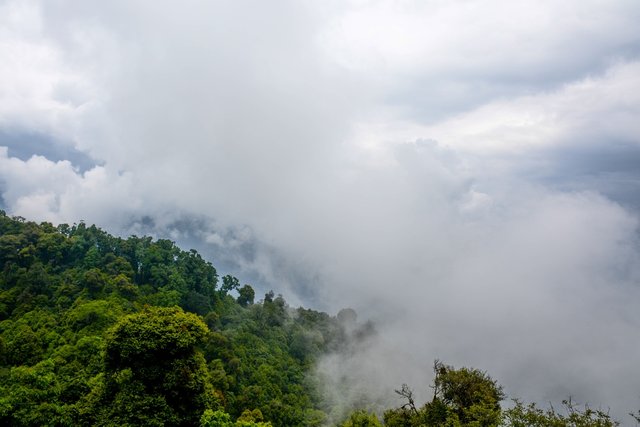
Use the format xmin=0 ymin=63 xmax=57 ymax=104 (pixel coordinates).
xmin=86 ymin=306 xmax=217 ymax=426
xmin=237 ymin=285 xmax=255 ymax=307
xmin=339 ymin=409 xmax=383 ymax=427
xmin=65 ymin=299 xmax=122 ymax=335
xmin=104 ymin=306 xmax=208 ymax=367
xmin=384 ymin=361 xmax=504 ymax=427
xmin=201 ymin=409 xmax=234 ymax=427
xmin=503 ymin=399 xmax=619 ymax=427
xmin=221 ymin=275 xmax=240 ymax=295
xmin=236 ymin=409 xmax=273 ymax=426
xmin=433 ymin=360 xmax=504 ymax=426
xmin=200 ymin=409 xmax=273 ymax=427
xmin=0 ymin=359 xmax=71 ymax=425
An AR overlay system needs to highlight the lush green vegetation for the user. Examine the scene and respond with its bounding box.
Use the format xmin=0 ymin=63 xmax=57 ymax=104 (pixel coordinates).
xmin=0 ymin=212 xmax=345 ymax=426
xmin=0 ymin=212 xmax=632 ymax=426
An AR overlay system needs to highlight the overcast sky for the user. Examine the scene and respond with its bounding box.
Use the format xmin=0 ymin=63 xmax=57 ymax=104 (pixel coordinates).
xmin=2 ymin=0 xmax=640 ymax=422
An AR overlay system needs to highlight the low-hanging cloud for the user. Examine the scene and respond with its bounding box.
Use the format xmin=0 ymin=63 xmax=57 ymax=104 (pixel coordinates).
xmin=1 ymin=0 xmax=640 ymax=423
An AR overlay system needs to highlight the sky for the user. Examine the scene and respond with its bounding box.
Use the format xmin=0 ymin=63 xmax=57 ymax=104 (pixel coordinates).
xmin=1 ymin=0 xmax=640 ymax=422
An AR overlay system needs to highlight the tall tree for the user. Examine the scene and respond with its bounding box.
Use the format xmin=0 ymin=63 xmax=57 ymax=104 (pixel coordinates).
xmin=84 ymin=307 xmax=218 ymax=426
xmin=384 ymin=361 xmax=504 ymax=427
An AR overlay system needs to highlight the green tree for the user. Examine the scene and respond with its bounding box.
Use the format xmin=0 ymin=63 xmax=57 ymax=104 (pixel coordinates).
xmin=237 ymin=285 xmax=255 ymax=307
xmin=201 ymin=409 xmax=234 ymax=427
xmin=85 ymin=307 xmax=218 ymax=426
xmin=0 ymin=358 xmax=71 ymax=426
xmin=384 ymin=361 xmax=504 ymax=427
xmin=200 ymin=409 xmax=273 ymax=427
xmin=503 ymin=399 xmax=619 ymax=427
xmin=339 ymin=409 xmax=382 ymax=427
xmin=431 ymin=360 xmax=504 ymax=426
xmin=221 ymin=275 xmax=240 ymax=295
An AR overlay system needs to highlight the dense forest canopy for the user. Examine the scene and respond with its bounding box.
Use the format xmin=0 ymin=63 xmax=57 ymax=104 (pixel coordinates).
xmin=0 ymin=212 xmax=636 ymax=426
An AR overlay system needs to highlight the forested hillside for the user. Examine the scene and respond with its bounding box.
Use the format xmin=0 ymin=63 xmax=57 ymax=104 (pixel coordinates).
xmin=0 ymin=211 xmax=356 ymax=426
xmin=0 ymin=212 xmax=634 ymax=426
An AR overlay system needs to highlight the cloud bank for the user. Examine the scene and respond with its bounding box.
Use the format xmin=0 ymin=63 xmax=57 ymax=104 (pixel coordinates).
xmin=1 ymin=0 xmax=640 ymax=422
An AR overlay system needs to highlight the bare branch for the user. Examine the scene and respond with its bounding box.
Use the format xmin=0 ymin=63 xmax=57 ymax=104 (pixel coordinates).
xmin=394 ymin=383 xmax=419 ymax=415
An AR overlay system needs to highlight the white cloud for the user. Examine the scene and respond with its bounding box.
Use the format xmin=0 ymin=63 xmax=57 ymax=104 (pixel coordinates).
xmin=424 ymin=61 xmax=640 ymax=152
xmin=0 ymin=0 xmax=104 ymax=158
xmin=0 ymin=147 xmax=142 ymax=226
xmin=318 ymin=0 xmax=640 ymax=118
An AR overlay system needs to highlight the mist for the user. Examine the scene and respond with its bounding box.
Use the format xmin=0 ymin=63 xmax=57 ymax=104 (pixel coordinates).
xmin=1 ymin=0 xmax=640 ymax=423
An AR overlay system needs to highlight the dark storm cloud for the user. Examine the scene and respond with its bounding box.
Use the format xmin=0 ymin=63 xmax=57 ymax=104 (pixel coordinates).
xmin=532 ymin=142 xmax=640 ymax=211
